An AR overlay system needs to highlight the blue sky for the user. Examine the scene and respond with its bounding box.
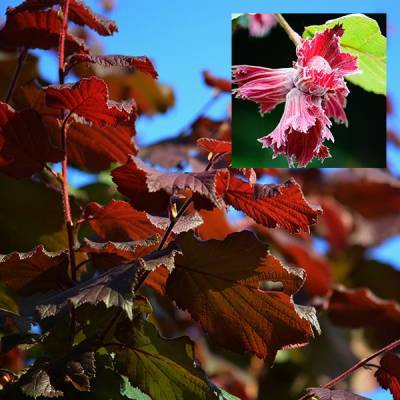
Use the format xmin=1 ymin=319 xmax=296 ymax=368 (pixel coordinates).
xmin=1 ymin=1 xmax=399 ymax=398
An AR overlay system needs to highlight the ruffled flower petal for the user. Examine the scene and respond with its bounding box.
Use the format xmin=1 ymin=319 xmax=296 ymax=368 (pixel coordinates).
xmin=232 ymin=65 xmax=295 ymax=114
xmin=323 ymin=86 xmax=349 ymax=126
xmin=258 ymin=89 xmax=333 ymax=167
xmin=294 ymin=65 xmax=341 ymax=96
xmin=258 ymin=88 xmax=323 ymax=148
xmin=260 ymin=121 xmax=332 ymax=167
xmin=296 ymin=25 xmax=359 ymax=77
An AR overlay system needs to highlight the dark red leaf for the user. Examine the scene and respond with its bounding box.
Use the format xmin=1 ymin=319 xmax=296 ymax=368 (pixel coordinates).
xmin=66 ymin=54 xmax=158 ymax=79
xmin=166 ymin=231 xmax=319 ymax=361
xmin=14 ymin=82 xmax=137 ymax=171
xmin=112 ymin=156 xmax=228 ymax=214
xmin=0 ymin=245 xmax=70 ymax=295
xmin=375 ymin=353 xmax=400 ymax=400
xmin=0 ymin=102 xmax=63 ymax=178
xmin=196 ymin=138 xmax=232 ymax=155
xmin=83 ymin=200 xmax=163 ymax=241
xmin=330 ymin=169 xmax=400 ymax=218
xmin=8 ymin=0 xmax=118 ymax=36
xmin=45 ymin=77 xmax=136 ymax=127
xmin=224 ymin=176 xmax=321 ymax=234
xmin=318 ymin=197 xmax=352 ymax=252
xmin=0 ymin=9 xmax=88 ymax=54
xmin=83 ymin=200 xmax=202 ymax=242
xmin=328 ymin=287 xmax=400 ymax=345
xmin=349 ymin=213 xmax=400 ymax=248
xmin=203 ymin=70 xmax=231 ymax=93
xmin=144 ymin=266 xmax=169 ymax=295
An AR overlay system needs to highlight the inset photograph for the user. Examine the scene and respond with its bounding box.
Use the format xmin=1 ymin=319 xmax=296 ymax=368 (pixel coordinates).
xmin=232 ymin=13 xmax=387 ymax=168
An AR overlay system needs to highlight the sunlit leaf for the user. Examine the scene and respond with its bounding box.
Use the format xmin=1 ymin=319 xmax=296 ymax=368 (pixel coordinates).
xmin=45 ymin=77 xmax=136 ymax=127
xmin=14 ymin=81 xmax=137 ymax=171
xmin=224 ymin=176 xmax=321 ymax=234
xmin=9 ymin=0 xmax=118 ymax=36
xmin=0 ymin=9 xmax=88 ymax=54
xmin=112 ymin=156 xmax=228 ymax=214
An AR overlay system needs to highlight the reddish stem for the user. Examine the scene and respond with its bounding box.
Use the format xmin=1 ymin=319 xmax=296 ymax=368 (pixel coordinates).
xmin=5 ymin=47 xmax=28 ymax=104
xmin=58 ymin=0 xmax=71 ymax=85
xmin=133 ymin=155 xmax=215 ymax=293
xmin=57 ymin=0 xmax=76 ymax=281
xmin=299 ymin=337 xmax=400 ymax=400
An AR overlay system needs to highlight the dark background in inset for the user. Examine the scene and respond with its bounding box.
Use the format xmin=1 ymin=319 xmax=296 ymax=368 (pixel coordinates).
xmin=232 ymin=13 xmax=386 ymax=168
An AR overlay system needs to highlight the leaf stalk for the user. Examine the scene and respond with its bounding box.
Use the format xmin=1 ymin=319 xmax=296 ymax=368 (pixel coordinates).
xmin=274 ymin=14 xmax=302 ymax=47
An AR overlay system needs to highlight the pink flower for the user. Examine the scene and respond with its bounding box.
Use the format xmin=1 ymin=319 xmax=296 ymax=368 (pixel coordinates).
xmin=233 ymin=25 xmax=360 ymax=167
xmin=248 ymin=14 xmax=277 ymax=38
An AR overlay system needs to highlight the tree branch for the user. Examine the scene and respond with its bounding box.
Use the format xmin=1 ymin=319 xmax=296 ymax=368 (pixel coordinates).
xmin=5 ymin=48 xmax=28 ymax=104
xmin=298 ymin=337 xmax=400 ymax=400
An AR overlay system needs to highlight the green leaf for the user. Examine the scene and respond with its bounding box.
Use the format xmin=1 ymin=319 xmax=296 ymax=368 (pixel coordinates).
xmin=231 ymin=13 xmax=243 ymax=20
xmin=303 ymin=14 xmax=386 ymax=95
xmin=121 ymin=376 xmax=152 ymax=400
xmin=218 ymin=389 xmax=241 ymax=400
xmin=115 ymin=319 xmax=218 ymax=400
xmin=0 ymin=285 xmax=19 ymax=315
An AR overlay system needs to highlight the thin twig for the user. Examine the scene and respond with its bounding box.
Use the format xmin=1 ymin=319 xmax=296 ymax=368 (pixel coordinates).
xmin=5 ymin=48 xmax=28 ymax=103
xmin=73 ymin=257 xmax=92 ymax=274
xmin=45 ymin=165 xmax=63 ymax=184
xmin=274 ymin=14 xmax=302 ymax=47
xmin=298 ymin=337 xmax=400 ymax=400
